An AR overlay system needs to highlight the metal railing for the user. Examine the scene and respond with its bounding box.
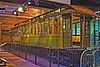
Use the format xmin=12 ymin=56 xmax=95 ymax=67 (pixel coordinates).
xmin=0 ymin=58 xmax=7 ymax=66
xmin=80 ymin=40 xmax=100 ymax=67
xmin=2 ymin=43 xmax=85 ymax=67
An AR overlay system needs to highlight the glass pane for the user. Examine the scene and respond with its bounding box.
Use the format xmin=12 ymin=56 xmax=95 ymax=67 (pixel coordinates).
xmin=72 ymin=24 xmax=75 ymax=35
xmin=76 ymin=23 xmax=80 ymax=35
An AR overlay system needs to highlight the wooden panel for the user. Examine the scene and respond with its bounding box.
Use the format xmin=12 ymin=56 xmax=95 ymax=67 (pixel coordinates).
xmin=1 ymin=34 xmax=12 ymax=43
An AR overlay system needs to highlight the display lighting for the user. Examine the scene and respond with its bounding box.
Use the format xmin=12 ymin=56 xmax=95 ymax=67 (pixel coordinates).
xmin=27 ymin=0 xmax=39 ymax=5
xmin=28 ymin=1 xmax=31 ymax=4
xmin=17 ymin=6 xmax=24 ymax=12
xmin=61 ymin=7 xmax=65 ymax=11
xmin=13 ymin=11 xmax=17 ymax=14
xmin=95 ymin=11 xmax=100 ymax=13
xmin=55 ymin=9 xmax=60 ymax=12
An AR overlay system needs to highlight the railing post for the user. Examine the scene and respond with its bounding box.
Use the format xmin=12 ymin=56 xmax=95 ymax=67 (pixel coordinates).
xmin=5 ymin=44 xmax=7 ymax=52
xmin=25 ymin=45 xmax=27 ymax=60
xmin=18 ymin=44 xmax=20 ymax=56
xmin=35 ymin=46 xmax=37 ymax=65
xmin=13 ymin=44 xmax=15 ymax=54
xmin=49 ymin=47 xmax=51 ymax=67
xmin=58 ymin=48 xmax=60 ymax=67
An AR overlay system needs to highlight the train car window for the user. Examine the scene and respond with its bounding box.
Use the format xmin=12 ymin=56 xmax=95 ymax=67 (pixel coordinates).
xmin=29 ymin=23 xmax=32 ymax=35
xmin=31 ymin=23 xmax=34 ymax=35
xmin=49 ymin=17 xmax=53 ymax=34
xmin=21 ymin=26 xmax=24 ymax=37
xmin=34 ymin=23 xmax=36 ymax=35
xmin=16 ymin=28 xmax=18 ymax=36
xmin=45 ymin=18 xmax=49 ymax=35
xmin=53 ymin=16 xmax=60 ymax=34
xmin=76 ymin=23 xmax=80 ymax=35
xmin=2 ymin=30 xmax=12 ymax=35
xmin=72 ymin=24 xmax=75 ymax=35
xmin=72 ymin=15 xmax=81 ymax=35
xmin=37 ymin=23 xmax=39 ymax=35
xmin=41 ymin=22 xmax=44 ymax=35
xmin=54 ymin=18 xmax=58 ymax=34
xmin=26 ymin=24 xmax=30 ymax=37
xmin=19 ymin=27 xmax=22 ymax=37
xmin=30 ymin=23 xmax=33 ymax=35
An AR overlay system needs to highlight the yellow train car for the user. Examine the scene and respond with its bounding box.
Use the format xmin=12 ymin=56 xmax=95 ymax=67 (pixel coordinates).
xmin=11 ymin=5 xmax=99 ymax=48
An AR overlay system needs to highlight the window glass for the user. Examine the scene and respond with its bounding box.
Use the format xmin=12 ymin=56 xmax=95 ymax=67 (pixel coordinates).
xmin=72 ymin=24 xmax=75 ymax=35
xmin=76 ymin=23 xmax=80 ymax=35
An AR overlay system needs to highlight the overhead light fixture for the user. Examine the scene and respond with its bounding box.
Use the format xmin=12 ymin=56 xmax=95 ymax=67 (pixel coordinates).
xmin=95 ymin=11 xmax=100 ymax=13
xmin=17 ymin=6 xmax=24 ymax=12
xmin=28 ymin=1 xmax=31 ymax=4
xmin=13 ymin=11 xmax=17 ymax=15
xmin=13 ymin=11 xmax=18 ymax=16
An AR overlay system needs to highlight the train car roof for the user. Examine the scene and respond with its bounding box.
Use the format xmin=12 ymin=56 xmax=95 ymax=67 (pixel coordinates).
xmin=70 ymin=5 xmax=97 ymax=16
xmin=12 ymin=5 xmax=99 ymax=29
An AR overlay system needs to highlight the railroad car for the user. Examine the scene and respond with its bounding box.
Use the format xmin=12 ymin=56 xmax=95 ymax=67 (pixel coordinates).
xmin=11 ymin=5 xmax=100 ymax=48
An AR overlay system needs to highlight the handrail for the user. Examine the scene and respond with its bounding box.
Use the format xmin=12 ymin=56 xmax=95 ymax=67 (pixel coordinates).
xmin=0 ymin=43 xmax=7 ymax=47
xmin=80 ymin=40 xmax=100 ymax=67
xmin=89 ymin=55 xmax=100 ymax=67
xmin=0 ymin=58 xmax=7 ymax=66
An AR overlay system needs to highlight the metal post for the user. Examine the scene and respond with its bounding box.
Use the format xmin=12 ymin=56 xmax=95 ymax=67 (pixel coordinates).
xmin=80 ymin=16 xmax=83 ymax=47
xmin=35 ymin=46 xmax=37 ymax=65
xmin=18 ymin=44 xmax=20 ymax=56
xmin=57 ymin=48 xmax=60 ymax=67
xmin=94 ymin=17 xmax=96 ymax=47
xmin=70 ymin=13 xmax=73 ymax=47
xmin=49 ymin=47 xmax=51 ymax=67
xmin=4 ymin=44 xmax=6 ymax=52
xmin=13 ymin=43 xmax=14 ymax=54
xmin=25 ymin=45 xmax=27 ymax=60
xmin=83 ymin=15 xmax=85 ymax=47
xmin=11 ymin=43 xmax=13 ymax=53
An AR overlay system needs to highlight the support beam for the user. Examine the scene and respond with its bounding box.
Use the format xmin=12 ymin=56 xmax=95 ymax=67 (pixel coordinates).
xmin=47 ymin=0 xmax=71 ymax=4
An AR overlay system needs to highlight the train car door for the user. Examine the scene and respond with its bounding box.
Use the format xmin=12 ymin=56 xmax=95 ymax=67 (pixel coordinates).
xmin=62 ymin=13 xmax=72 ymax=48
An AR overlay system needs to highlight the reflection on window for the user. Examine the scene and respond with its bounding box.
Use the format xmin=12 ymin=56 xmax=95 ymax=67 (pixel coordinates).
xmin=72 ymin=24 xmax=75 ymax=35
xmin=72 ymin=23 xmax=80 ymax=35
xmin=76 ymin=23 xmax=80 ymax=35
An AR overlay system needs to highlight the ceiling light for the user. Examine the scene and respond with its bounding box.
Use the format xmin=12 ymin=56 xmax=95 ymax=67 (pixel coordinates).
xmin=28 ymin=1 xmax=31 ymax=4
xmin=17 ymin=6 xmax=24 ymax=12
xmin=13 ymin=11 xmax=17 ymax=14
xmin=95 ymin=11 xmax=100 ymax=13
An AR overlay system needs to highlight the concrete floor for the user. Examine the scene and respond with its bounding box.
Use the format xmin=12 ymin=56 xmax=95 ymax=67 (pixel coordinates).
xmin=0 ymin=52 xmax=40 ymax=67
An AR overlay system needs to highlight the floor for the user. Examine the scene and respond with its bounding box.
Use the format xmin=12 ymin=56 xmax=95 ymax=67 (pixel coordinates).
xmin=0 ymin=52 xmax=40 ymax=67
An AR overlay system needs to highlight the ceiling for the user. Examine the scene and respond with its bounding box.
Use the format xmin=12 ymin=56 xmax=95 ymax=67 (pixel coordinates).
xmin=0 ymin=0 xmax=100 ymax=10
xmin=72 ymin=0 xmax=100 ymax=10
